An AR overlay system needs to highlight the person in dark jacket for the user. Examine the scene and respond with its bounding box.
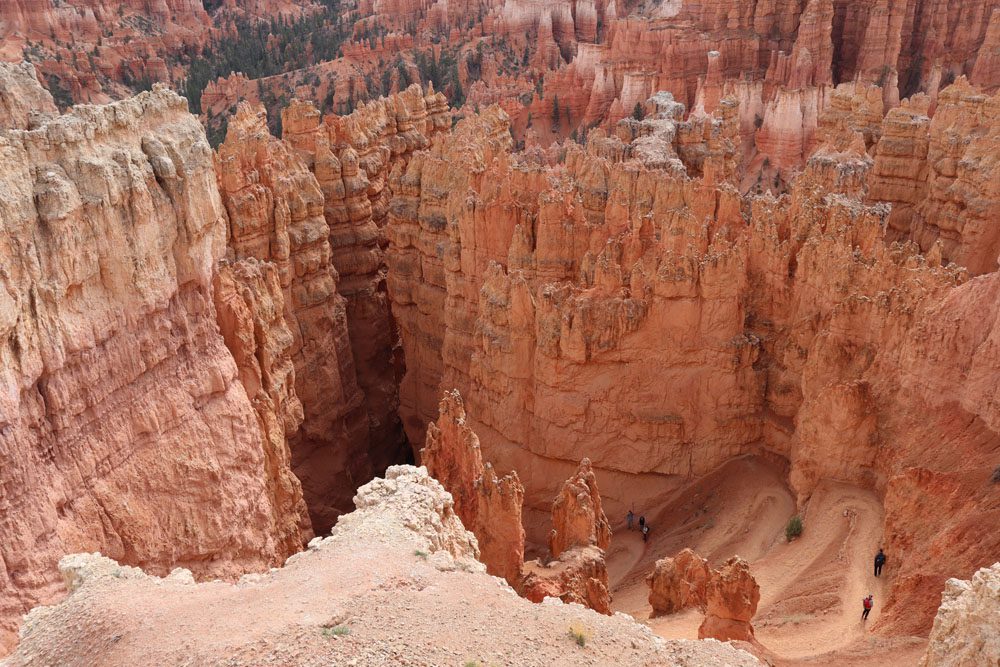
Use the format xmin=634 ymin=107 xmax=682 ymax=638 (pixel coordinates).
xmin=862 ymin=595 xmax=873 ymax=620
xmin=874 ymin=549 xmax=886 ymax=577
xmin=638 ymin=515 xmax=645 ymax=530
xmin=627 ymin=509 xmax=634 ymax=530
xmin=642 ymin=524 xmax=650 ymax=542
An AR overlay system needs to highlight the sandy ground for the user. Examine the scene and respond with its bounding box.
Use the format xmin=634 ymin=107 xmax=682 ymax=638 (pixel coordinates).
xmin=605 ymin=456 xmax=928 ymax=666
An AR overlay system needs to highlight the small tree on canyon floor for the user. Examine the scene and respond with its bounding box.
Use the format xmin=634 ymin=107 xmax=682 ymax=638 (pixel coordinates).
xmin=632 ymin=102 xmax=644 ymax=121
xmin=785 ymin=515 xmax=803 ymax=542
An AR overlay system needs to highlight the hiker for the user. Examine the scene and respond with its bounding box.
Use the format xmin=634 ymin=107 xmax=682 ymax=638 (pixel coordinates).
xmin=626 ymin=509 xmax=634 ymax=530
xmin=642 ymin=524 xmax=650 ymax=542
xmin=638 ymin=515 xmax=646 ymax=530
xmin=862 ymin=594 xmax=873 ymax=620
xmin=874 ymin=548 xmax=886 ymax=577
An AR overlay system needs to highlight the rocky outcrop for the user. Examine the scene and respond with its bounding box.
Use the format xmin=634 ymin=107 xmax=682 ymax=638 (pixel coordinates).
xmin=422 ymin=390 xmax=525 ymax=585
xmin=698 ymin=557 xmax=761 ymax=642
xmin=549 ymin=458 xmax=612 ymax=559
xmin=921 ymin=562 xmax=1000 ymax=667
xmin=2 ymin=466 xmax=763 ymax=667
xmin=520 ymin=545 xmax=612 ymax=614
xmin=647 ymin=549 xmax=712 ymax=616
xmin=0 ymin=80 xmax=307 ymax=652
xmin=647 ymin=549 xmax=760 ymax=641
xmin=0 ymin=62 xmax=57 ymax=130
xmin=216 ymin=102 xmax=370 ymax=533
xmin=520 ymin=459 xmax=612 ymax=614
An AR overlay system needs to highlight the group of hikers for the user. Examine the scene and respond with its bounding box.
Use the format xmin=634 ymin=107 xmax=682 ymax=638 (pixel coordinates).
xmin=862 ymin=548 xmax=887 ymax=621
xmin=627 ymin=504 xmax=888 ymax=624
xmin=625 ymin=509 xmax=651 ymax=541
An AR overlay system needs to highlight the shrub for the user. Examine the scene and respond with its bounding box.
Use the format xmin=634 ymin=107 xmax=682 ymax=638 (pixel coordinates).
xmin=414 ymin=549 xmax=428 ymax=559
xmin=568 ymin=623 xmax=587 ymax=648
xmin=322 ymin=625 xmax=350 ymax=637
xmin=785 ymin=515 xmax=803 ymax=541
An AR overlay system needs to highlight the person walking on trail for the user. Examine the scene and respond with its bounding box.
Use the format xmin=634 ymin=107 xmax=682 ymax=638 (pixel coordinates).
xmin=638 ymin=515 xmax=646 ymax=530
xmin=874 ymin=548 xmax=886 ymax=577
xmin=862 ymin=594 xmax=873 ymax=620
xmin=642 ymin=524 xmax=650 ymax=542
xmin=627 ymin=509 xmax=634 ymax=531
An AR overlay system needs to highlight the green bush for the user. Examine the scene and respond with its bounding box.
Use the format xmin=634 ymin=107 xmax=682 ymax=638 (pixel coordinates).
xmin=568 ymin=624 xmax=587 ymax=648
xmin=785 ymin=515 xmax=803 ymax=541
xmin=322 ymin=625 xmax=350 ymax=637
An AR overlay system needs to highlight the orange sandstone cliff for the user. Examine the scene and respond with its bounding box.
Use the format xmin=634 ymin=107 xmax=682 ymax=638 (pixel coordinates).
xmin=383 ymin=91 xmax=1000 ymax=635
xmin=0 ymin=78 xmax=309 ymax=651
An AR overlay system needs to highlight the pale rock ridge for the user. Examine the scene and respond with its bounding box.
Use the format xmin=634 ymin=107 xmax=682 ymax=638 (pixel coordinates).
xmin=921 ymin=562 xmax=1000 ymax=667
xmin=1 ymin=465 xmax=764 ymax=667
xmin=422 ymin=389 xmax=526 ymax=585
xmin=0 ymin=78 xmax=305 ymax=651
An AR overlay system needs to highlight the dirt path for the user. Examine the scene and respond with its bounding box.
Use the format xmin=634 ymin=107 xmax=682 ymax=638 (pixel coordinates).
xmin=607 ymin=456 xmax=927 ymax=665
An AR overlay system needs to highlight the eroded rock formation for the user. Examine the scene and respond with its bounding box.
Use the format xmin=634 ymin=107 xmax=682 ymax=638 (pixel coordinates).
xmin=698 ymin=557 xmax=761 ymax=643
xmin=281 ymin=85 xmax=451 ymax=484
xmin=384 ymin=88 xmax=999 ymax=637
xmin=549 ymin=458 xmax=612 ymax=559
xmin=520 ymin=458 xmax=613 ymax=614
xmin=647 ymin=548 xmax=711 ymax=616
xmin=0 ymin=62 xmax=57 ymax=130
xmin=0 ymin=80 xmax=307 ymax=652
xmin=422 ymin=390 xmax=525 ymax=585
xmin=217 ymin=101 xmax=370 ymax=533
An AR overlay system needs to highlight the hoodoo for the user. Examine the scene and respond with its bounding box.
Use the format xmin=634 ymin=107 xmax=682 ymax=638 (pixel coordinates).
xmin=1 ymin=0 xmax=1000 ymax=663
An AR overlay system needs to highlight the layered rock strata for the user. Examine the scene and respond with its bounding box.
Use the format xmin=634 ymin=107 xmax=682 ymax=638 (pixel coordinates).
xmin=281 ymin=85 xmax=450 ymax=479
xmin=0 ymin=80 xmax=307 ymax=652
xmin=216 ymin=102 xmax=370 ymax=533
xmin=422 ymin=389 xmax=525 ymax=585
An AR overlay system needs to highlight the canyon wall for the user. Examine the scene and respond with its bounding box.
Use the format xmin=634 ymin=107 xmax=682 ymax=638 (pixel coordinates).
xmin=384 ymin=90 xmax=1000 ymax=633
xmin=0 ymin=79 xmax=309 ymax=652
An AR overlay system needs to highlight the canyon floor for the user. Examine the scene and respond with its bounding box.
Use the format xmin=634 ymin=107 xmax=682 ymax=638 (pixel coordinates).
xmin=603 ymin=456 xmax=928 ymax=666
